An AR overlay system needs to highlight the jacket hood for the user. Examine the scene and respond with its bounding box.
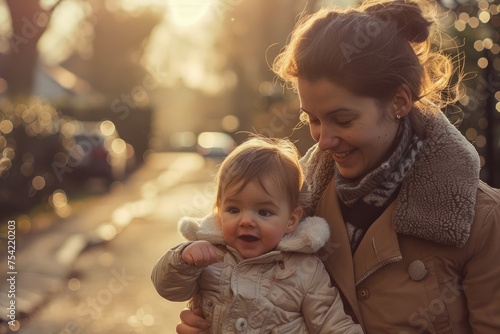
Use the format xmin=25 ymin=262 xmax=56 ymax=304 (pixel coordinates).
xmin=302 ymin=111 xmax=480 ymax=248
xmin=178 ymin=215 xmax=330 ymax=253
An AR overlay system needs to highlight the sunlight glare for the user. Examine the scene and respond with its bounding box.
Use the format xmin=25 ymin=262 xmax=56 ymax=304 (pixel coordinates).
xmin=167 ymin=0 xmax=214 ymax=28
xmin=0 ymin=2 xmax=10 ymax=34
xmin=117 ymin=0 xmax=167 ymax=12
xmin=40 ymin=0 xmax=63 ymax=9
xmin=38 ymin=0 xmax=89 ymax=65
xmin=0 ymin=2 xmax=11 ymax=53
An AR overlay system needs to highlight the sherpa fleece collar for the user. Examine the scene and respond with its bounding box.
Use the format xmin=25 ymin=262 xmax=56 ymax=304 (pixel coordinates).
xmin=178 ymin=215 xmax=330 ymax=254
xmin=302 ymin=111 xmax=480 ymax=248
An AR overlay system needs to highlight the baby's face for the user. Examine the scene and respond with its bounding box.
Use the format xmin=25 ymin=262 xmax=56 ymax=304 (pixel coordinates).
xmin=218 ymin=179 xmax=300 ymax=258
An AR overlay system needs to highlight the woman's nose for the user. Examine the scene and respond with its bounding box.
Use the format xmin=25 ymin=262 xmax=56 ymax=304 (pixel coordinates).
xmin=317 ymin=129 xmax=341 ymax=151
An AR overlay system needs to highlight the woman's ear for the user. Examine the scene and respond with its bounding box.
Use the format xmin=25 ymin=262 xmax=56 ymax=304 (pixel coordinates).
xmin=393 ymin=84 xmax=413 ymax=119
xmin=286 ymin=206 xmax=304 ymax=233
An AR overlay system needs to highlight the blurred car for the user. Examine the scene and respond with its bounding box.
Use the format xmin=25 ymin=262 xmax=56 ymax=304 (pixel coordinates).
xmin=0 ymin=97 xmax=133 ymax=217
xmin=196 ymin=132 xmax=236 ymax=158
xmin=168 ymin=131 xmax=236 ymax=159
xmin=60 ymin=120 xmax=133 ymax=181
xmin=0 ymin=98 xmax=70 ymax=215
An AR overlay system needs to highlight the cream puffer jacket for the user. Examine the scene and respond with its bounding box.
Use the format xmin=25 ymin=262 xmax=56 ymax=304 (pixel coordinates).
xmin=152 ymin=216 xmax=363 ymax=334
xmin=301 ymin=111 xmax=500 ymax=333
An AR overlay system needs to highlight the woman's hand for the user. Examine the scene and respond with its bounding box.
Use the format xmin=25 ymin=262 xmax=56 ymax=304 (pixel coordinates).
xmin=176 ymin=307 xmax=209 ymax=334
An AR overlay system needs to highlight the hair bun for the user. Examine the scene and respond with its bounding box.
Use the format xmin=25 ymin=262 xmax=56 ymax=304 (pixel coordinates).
xmin=363 ymin=0 xmax=432 ymax=43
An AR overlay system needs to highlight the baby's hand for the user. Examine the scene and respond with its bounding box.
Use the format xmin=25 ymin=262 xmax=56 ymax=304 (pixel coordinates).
xmin=181 ymin=241 xmax=222 ymax=267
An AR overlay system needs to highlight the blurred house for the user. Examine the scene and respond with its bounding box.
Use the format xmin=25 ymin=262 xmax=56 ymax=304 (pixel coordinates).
xmin=33 ymin=64 xmax=105 ymax=110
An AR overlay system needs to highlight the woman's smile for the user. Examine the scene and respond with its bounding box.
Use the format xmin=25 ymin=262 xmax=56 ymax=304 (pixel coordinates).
xmin=332 ymin=148 xmax=356 ymax=160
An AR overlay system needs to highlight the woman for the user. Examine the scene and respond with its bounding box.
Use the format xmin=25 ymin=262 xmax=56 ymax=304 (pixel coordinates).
xmin=176 ymin=0 xmax=500 ymax=332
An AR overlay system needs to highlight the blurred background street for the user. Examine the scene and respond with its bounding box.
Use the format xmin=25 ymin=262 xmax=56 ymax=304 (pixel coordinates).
xmin=1 ymin=151 xmax=221 ymax=333
xmin=0 ymin=0 xmax=499 ymax=333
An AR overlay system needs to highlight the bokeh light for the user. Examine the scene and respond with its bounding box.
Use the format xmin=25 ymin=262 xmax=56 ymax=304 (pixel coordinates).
xmin=67 ymin=277 xmax=81 ymax=291
xmin=441 ymin=0 xmax=500 ymax=185
xmin=100 ymin=120 xmax=116 ymax=136
xmin=32 ymin=176 xmax=46 ymax=191
xmin=222 ymin=115 xmax=240 ymax=132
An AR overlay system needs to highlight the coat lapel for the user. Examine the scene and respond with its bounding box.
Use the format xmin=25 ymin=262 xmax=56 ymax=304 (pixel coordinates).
xmin=353 ymin=201 xmax=402 ymax=286
xmin=315 ymin=178 xmax=362 ymax=325
xmin=315 ymin=179 xmax=404 ymax=326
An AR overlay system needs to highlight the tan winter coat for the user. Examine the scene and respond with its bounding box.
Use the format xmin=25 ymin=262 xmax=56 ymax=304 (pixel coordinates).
xmin=152 ymin=216 xmax=363 ymax=334
xmin=301 ymin=112 xmax=500 ymax=333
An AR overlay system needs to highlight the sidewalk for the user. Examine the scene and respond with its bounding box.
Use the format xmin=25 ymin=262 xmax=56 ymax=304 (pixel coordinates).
xmin=0 ymin=152 xmax=208 ymax=327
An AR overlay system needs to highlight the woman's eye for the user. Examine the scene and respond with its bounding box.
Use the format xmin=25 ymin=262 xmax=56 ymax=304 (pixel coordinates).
xmin=336 ymin=118 xmax=353 ymax=126
xmin=307 ymin=115 xmax=320 ymax=124
xmin=310 ymin=118 xmax=320 ymax=125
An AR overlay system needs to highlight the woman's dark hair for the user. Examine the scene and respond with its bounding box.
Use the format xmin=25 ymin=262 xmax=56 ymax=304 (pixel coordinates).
xmin=273 ymin=0 xmax=463 ymax=137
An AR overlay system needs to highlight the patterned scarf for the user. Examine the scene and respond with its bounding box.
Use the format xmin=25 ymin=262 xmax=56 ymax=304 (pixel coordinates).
xmin=334 ymin=117 xmax=423 ymax=252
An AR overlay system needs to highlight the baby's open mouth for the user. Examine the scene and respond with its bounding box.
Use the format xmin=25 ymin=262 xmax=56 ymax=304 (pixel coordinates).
xmin=239 ymin=235 xmax=259 ymax=242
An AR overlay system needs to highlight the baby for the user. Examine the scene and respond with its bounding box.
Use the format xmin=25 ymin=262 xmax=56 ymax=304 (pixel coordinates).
xmin=152 ymin=137 xmax=363 ymax=333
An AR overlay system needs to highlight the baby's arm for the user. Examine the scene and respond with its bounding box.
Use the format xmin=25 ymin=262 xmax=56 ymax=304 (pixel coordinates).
xmin=152 ymin=242 xmax=204 ymax=302
xmin=152 ymin=241 xmax=224 ymax=302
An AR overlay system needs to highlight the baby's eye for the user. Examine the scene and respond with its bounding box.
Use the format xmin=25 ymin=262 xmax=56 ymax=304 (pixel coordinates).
xmin=258 ymin=209 xmax=273 ymax=217
xmin=227 ymin=207 xmax=239 ymax=214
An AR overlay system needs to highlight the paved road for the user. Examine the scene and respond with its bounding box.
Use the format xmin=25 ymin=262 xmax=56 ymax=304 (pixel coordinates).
xmin=0 ymin=152 xmax=221 ymax=334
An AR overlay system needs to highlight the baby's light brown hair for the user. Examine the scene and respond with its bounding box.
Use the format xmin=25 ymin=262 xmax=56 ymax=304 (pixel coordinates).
xmin=215 ymin=137 xmax=303 ymax=214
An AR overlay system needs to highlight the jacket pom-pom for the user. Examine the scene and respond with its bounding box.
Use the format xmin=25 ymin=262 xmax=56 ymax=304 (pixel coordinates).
xmin=277 ymin=216 xmax=330 ymax=253
xmin=177 ymin=214 xmax=225 ymax=245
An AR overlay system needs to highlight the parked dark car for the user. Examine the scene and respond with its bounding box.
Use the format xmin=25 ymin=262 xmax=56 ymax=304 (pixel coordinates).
xmin=60 ymin=120 xmax=132 ymax=181
xmin=0 ymin=97 xmax=133 ymax=217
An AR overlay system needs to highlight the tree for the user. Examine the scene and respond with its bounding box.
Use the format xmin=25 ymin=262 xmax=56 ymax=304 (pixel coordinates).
xmin=2 ymin=0 xmax=65 ymax=99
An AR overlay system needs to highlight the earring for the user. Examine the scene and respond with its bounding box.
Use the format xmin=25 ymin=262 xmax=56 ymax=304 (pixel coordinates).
xmin=396 ymin=114 xmax=401 ymax=120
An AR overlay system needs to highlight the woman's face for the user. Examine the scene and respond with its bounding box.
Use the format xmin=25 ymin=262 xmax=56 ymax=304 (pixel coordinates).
xmin=297 ymin=78 xmax=401 ymax=180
